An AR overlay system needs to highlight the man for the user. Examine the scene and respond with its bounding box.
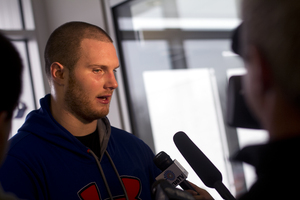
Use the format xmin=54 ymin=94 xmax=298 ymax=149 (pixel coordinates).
xmin=0 ymin=32 xmax=22 ymax=199
xmin=191 ymin=0 xmax=300 ymax=199
xmin=234 ymin=0 xmax=300 ymax=199
xmin=0 ymin=22 xmax=161 ymax=200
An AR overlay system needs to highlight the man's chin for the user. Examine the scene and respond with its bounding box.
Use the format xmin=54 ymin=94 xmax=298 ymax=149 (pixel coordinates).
xmin=85 ymin=106 xmax=110 ymax=120
xmin=96 ymin=109 xmax=109 ymax=119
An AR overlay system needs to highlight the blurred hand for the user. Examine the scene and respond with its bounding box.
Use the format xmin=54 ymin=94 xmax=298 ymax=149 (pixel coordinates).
xmin=184 ymin=181 xmax=214 ymax=200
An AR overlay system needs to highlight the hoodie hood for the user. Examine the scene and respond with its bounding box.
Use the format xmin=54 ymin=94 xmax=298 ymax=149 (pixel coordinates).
xmin=97 ymin=117 xmax=111 ymax=160
xmin=17 ymin=94 xmax=111 ymax=159
xmin=15 ymin=94 xmax=130 ymax=199
xmin=2 ymin=94 xmax=160 ymax=200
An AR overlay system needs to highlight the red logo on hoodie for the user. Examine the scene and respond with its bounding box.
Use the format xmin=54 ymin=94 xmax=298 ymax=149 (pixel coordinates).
xmin=78 ymin=177 xmax=141 ymax=200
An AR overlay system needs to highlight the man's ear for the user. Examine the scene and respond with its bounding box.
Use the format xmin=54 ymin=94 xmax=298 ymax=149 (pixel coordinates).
xmin=50 ymin=62 xmax=66 ymax=86
xmin=249 ymin=46 xmax=273 ymax=94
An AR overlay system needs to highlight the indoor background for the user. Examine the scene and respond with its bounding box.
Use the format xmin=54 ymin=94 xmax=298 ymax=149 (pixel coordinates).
xmin=0 ymin=0 xmax=268 ymax=199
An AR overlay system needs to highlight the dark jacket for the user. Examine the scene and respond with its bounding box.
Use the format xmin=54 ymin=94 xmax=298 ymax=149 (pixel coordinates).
xmin=233 ymin=136 xmax=300 ymax=200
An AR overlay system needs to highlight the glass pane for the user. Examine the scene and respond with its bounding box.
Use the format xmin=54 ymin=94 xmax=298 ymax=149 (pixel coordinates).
xmin=10 ymin=41 xmax=36 ymax=138
xmin=144 ymin=68 xmax=230 ymax=198
xmin=122 ymin=40 xmax=171 ymax=107
xmin=176 ymin=0 xmax=238 ymax=19
xmin=0 ymin=0 xmax=22 ymax=30
xmin=0 ymin=0 xmax=34 ymax=30
xmin=118 ymin=0 xmax=240 ymax=31
xmin=113 ymin=0 xmax=247 ymax=198
xmin=184 ymin=39 xmax=241 ymax=69
xmin=22 ymin=0 xmax=35 ymax=30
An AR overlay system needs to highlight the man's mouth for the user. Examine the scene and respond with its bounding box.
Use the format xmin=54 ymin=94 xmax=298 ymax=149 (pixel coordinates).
xmin=97 ymin=95 xmax=112 ymax=103
xmin=99 ymin=97 xmax=108 ymax=100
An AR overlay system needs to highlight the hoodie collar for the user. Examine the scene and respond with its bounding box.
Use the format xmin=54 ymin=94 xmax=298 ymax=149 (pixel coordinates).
xmin=19 ymin=94 xmax=111 ymax=159
xmin=97 ymin=117 xmax=111 ymax=160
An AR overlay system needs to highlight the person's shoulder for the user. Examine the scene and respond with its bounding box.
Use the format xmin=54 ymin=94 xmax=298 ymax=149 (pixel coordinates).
xmin=7 ymin=130 xmax=46 ymax=159
xmin=110 ymin=126 xmax=151 ymax=149
xmin=8 ymin=131 xmax=34 ymax=149
xmin=111 ymin=126 xmax=143 ymax=142
xmin=111 ymin=126 xmax=135 ymax=137
xmin=109 ymin=127 xmax=156 ymax=163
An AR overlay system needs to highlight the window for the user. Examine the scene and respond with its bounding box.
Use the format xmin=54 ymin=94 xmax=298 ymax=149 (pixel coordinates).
xmin=112 ymin=0 xmax=268 ymax=198
xmin=0 ymin=0 xmax=45 ymax=137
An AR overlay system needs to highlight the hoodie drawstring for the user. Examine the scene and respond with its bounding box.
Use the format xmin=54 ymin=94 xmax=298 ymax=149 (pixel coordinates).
xmin=88 ymin=149 xmax=129 ymax=200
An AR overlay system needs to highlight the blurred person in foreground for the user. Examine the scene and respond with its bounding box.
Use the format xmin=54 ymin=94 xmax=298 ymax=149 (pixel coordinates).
xmin=235 ymin=0 xmax=300 ymax=198
xmin=0 ymin=32 xmax=22 ymax=200
xmin=189 ymin=0 xmax=300 ymax=199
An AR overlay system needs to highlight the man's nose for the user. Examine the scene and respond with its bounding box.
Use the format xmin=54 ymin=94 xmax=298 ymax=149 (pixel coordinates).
xmin=104 ymin=72 xmax=118 ymax=90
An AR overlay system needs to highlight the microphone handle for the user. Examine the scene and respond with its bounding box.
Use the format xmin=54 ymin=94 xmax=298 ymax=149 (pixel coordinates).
xmin=180 ymin=180 xmax=195 ymax=191
xmin=180 ymin=180 xmax=199 ymax=195
xmin=214 ymin=180 xmax=236 ymax=200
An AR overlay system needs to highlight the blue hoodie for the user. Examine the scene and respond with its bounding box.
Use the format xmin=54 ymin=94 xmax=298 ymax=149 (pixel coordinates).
xmin=0 ymin=94 xmax=161 ymax=200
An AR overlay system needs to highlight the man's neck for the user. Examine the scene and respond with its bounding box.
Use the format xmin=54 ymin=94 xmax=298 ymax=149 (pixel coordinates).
xmin=262 ymin=91 xmax=300 ymax=141
xmin=50 ymin=95 xmax=97 ymax=137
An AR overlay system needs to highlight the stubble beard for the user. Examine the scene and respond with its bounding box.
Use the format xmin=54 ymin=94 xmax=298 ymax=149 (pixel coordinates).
xmin=64 ymin=73 xmax=109 ymax=123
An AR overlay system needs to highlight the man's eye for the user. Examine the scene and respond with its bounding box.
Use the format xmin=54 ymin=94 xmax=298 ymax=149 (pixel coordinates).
xmin=93 ymin=69 xmax=101 ymax=73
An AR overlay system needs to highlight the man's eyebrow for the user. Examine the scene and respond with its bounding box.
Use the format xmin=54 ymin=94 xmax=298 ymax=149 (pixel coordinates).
xmin=88 ymin=64 xmax=120 ymax=69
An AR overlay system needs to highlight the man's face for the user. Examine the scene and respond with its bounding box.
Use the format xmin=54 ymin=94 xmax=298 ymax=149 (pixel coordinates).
xmin=64 ymin=39 xmax=119 ymax=122
xmin=242 ymin=46 xmax=263 ymax=121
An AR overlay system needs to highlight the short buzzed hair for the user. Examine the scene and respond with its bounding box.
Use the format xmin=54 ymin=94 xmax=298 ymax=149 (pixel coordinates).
xmin=241 ymin=0 xmax=300 ymax=109
xmin=0 ymin=32 xmax=23 ymax=119
xmin=44 ymin=21 xmax=113 ymax=79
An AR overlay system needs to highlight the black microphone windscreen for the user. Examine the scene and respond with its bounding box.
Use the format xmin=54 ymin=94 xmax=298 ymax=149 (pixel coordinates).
xmin=153 ymin=151 xmax=173 ymax=171
xmin=173 ymin=131 xmax=222 ymax=188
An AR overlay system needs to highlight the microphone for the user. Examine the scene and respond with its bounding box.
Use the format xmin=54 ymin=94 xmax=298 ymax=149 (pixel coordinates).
xmin=151 ymin=179 xmax=195 ymax=200
xmin=154 ymin=151 xmax=197 ymax=192
xmin=173 ymin=131 xmax=236 ymax=200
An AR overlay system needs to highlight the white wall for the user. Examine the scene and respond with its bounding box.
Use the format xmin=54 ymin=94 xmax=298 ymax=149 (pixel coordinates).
xmin=43 ymin=0 xmax=106 ymax=33
xmin=31 ymin=0 xmax=124 ymax=130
